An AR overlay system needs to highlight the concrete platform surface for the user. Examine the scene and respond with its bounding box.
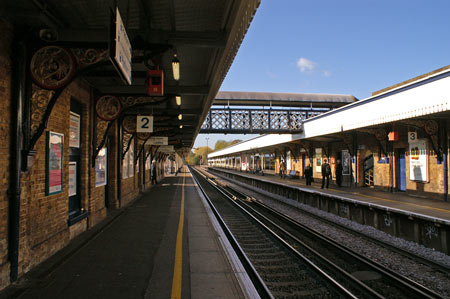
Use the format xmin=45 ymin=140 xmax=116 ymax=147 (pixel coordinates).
xmin=209 ymin=167 xmax=450 ymax=222
xmin=1 ymin=170 xmax=254 ymax=299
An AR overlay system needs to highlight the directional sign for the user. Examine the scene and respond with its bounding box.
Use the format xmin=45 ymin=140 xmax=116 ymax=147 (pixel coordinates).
xmin=159 ymin=145 xmax=174 ymax=153
xmin=110 ymin=7 xmax=132 ymax=85
xmin=148 ymin=137 xmax=168 ymax=145
xmin=136 ymin=116 xmax=153 ymax=132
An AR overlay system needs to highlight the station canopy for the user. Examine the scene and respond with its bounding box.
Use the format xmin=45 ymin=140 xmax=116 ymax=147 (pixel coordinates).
xmin=1 ymin=0 xmax=260 ymax=151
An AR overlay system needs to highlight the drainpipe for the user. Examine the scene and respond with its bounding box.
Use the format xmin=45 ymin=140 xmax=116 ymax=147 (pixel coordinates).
xmin=443 ymin=119 xmax=448 ymax=201
xmin=8 ymin=36 xmax=25 ymax=282
xmin=117 ymin=123 xmax=122 ymax=208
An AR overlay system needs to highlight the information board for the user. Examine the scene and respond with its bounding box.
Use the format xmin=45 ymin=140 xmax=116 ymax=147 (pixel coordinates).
xmin=110 ymin=7 xmax=132 ymax=85
xmin=148 ymin=137 xmax=168 ymax=145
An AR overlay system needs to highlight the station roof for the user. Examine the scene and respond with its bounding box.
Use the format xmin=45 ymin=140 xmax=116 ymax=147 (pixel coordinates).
xmin=1 ymin=0 xmax=260 ymax=151
xmin=213 ymin=91 xmax=357 ymax=108
xmin=209 ymin=66 xmax=450 ymax=158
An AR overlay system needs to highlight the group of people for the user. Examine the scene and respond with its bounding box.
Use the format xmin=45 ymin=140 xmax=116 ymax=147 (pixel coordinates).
xmin=302 ymin=159 xmax=343 ymax=189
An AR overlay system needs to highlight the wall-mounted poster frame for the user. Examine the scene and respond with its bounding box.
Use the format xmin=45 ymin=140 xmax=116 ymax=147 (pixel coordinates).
xmin=95 ymin=147 xmax=107 ymax=187
xmin=69 ymin=112 xmax=80 ymax=148
xmin=46 ymin=131 xmax=64 ymax=195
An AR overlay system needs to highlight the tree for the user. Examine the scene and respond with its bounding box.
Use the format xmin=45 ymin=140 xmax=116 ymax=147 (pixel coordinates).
xmin=214 ymin=139 xmax=242 ymax=152
xmin=185 ymin=146 xmax=212 ymax=165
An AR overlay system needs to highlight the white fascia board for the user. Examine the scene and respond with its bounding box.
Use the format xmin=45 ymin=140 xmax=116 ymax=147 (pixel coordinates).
xmin=303 ymin=70 xmax=450 ymax=138
xmin=209 ymin=69 xmax=450 ymax=158
xmin=208 ymin=134 xmax=301 ymax=158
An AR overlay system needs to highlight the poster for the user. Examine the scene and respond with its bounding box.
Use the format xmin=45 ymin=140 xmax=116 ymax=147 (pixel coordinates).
xmin=342 ymin=150 xmax=351 ymax=175
xmin=122 ymin=157 xmax=128 ymax=179
xmin=286 ymin=151 xmax=291 ymax=170
xmin=69 ymin=162 xmax=77 ymax=196
xmin=145 ymin=156 xmax=151 ymax=170
xmin=409 ymin=139 xmax=428 ymax=182
xmin=128 ymin=141 xmax=134 ymax=177
xmin=69 ymin=112 xmax=80 ymax=148
xmin=136 ymin=158 xmax=140 ymax=173
xmin=315 ymin=148 xmax=322 ymax=172
xmin=96 ymin=147 xmax=107 ymax=187
xmin=46 ymin=131 xmax=64 ymax=195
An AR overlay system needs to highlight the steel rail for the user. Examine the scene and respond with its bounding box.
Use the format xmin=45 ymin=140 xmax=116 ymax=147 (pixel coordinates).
xmin=209 ymin=167 xmax=450 ymax=275
xmin=213 ymin=174 xmax=443 ymax=299
xmin=191 ymin=167 xmax=360 ymax=298
xmin=188 ymin=166 xmax=274 ymax=299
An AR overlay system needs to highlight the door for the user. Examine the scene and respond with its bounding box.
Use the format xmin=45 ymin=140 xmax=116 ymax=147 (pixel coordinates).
xmin=301 ymin=153 xmax=306 ymax=177
xmin=398 ymin=149 xmax=407 ymax=191
xmin=69 ymin=99 xmax=82 ymax=221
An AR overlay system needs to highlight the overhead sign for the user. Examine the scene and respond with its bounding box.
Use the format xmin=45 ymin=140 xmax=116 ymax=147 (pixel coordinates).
xmin=159 ymin=145 xmax=174 ymax=153
xmin=408 ymin=131 xmax=418 ymax=143
xmin=136 ymin=116 xmax=153 ymax=133
xmin=148 ymin=137 xmax=168 ymax=145
xmin=110 ymin=7 xmax=132 ymax=85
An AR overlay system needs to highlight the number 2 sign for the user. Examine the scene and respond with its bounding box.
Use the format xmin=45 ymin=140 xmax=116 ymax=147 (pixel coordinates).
xmin=137 ymin=116 xmax=153 ymax=132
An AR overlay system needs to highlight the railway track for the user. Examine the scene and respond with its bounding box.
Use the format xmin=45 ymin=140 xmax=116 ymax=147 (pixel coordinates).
xmin=206 ymin=167 xmax=450 ymax=276
xmin=190 ymin=166 xmax=444 ymax=299
xmin=190 ymin=166 xmax=358 ymax=298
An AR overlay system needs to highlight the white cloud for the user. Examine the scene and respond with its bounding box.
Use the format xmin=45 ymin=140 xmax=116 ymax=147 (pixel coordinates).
xmin=297 ymin=57 xmax=316 ymax=72
xmin=266 ymin=70 xmax=279 ymax=79
xmin=323 ymin=70 xmax=332 ymax=77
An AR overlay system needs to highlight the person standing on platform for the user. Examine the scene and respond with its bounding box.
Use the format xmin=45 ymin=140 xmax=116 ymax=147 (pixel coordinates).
xmin=335 ymin=159 xmax=343 ymax=187
xmin=321 ymin=159 xmax=331 ymax=189
xmin=304 ymin=162 xmax=313 ymax=186
xmin=151 ymin=163 xmax=157 ymax=185
xmin=280 ymin=160 xmax=286 ymax=179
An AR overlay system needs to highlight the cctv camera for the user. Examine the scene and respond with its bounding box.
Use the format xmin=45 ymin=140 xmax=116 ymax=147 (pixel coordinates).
xmin=39 ymin=29 xmax=58 ymax=42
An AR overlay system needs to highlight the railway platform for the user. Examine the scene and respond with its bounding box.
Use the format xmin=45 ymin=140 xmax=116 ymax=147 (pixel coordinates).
xmin=207 ymin=166 xmax=450 ymax=255
xmin=0 ymin=168 xmax=256 ymax=299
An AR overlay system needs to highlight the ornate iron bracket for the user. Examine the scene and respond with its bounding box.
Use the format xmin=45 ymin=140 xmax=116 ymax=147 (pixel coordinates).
xmin=122 ymin=133 xmax=135 ymax=159
xmin=298 ymin=140 xmax=312 ymax=159
xmin=358 ymin=127 xmax=388 ymax=157
xmin=144 ymin=145 xmax=152 ymax=162
xmin=342 ymin=134 xmax=354 ymax=156
xmin=24 ymin=45 xmax=110 ymax=170
xmin=92 ymin=96 xmax=170 ymax=163
xmin=136 ymin=136 xmax=150 ymax=164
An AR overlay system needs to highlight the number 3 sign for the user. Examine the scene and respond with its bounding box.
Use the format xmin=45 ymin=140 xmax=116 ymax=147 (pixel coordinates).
xmin=408 ymin=131 xmax=417 ymax=143
xmin=137 ymin=116 xmax=153 ymax=132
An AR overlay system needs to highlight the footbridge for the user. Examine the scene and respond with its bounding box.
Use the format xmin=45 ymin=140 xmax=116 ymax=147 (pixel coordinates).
xmin=200 ymin=91 xmax=357 ymax=134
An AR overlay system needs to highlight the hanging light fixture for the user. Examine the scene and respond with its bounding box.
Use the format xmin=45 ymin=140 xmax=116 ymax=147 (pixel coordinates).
xmin=178 ymin=114 xmax=182 ymax=120
xmin=175 ymin=96 xmax=181 ymax=106
xmin=179 ymin=125 xmax=183 ymax=129
xmin=172 ymin=54 xmax=180 ymax=80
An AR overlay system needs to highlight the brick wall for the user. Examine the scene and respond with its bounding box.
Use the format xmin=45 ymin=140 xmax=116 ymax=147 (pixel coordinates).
xmin=20 ymin=78 xmax=101 ymax=271
xmin=121 ymin=138 xmax=139 ymax=205
xmin=0 ymin=18 xmax=12 ymax=290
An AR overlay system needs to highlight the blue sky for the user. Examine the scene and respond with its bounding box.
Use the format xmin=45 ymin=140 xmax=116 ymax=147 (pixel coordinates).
xmin=194 ymin=0 xmax=450 ymax=149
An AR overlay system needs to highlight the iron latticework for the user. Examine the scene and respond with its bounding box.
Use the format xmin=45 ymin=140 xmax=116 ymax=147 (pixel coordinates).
xmin=201 ymin=108 xmax=326 ymax=133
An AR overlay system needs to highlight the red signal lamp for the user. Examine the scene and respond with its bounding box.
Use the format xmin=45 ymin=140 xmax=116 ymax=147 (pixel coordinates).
xmin=146 ymin=69 xmax=164 ymax=96
xmin=388 ymin=131 xmax=399 ymax=141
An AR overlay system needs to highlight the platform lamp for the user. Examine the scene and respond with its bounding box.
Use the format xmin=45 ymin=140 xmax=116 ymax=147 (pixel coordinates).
xmin=175 ymin=95 xmax=181 ymax=106
xmin=172 ymin=54 xmax=180 ymax=80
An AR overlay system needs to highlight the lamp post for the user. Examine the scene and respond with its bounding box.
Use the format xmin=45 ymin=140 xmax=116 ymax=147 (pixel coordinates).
xmin=205 ymin=137 xmax=209 ymax=166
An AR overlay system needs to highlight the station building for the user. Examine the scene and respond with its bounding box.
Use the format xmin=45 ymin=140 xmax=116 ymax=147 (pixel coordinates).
xmin=0 ymin=0 xmax=260 ymax=290
xmin=209 ymin=66 xmax=450 ymax=202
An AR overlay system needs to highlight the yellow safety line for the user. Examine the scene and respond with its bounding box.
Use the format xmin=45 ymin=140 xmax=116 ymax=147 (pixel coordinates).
xmin=171 ymin=170 xmax=185 ymax=299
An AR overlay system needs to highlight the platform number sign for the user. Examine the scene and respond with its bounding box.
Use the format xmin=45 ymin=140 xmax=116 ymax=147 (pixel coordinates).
xmin=137 ymin=116 xmax=153 ymax=133
xmin=408 ymin=131 xmax=417 ymax=143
